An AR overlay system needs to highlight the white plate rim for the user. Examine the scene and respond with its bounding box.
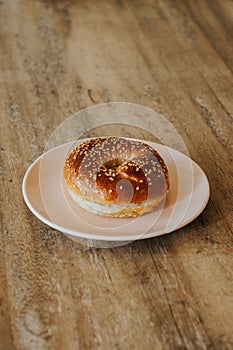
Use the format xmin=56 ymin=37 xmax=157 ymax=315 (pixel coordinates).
xmin=22 ymin=139 xmax=210 ymax=241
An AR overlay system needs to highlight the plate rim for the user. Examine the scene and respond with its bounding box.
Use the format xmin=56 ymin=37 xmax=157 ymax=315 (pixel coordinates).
xmin=22 ymin=138 xmax=210 ymax=241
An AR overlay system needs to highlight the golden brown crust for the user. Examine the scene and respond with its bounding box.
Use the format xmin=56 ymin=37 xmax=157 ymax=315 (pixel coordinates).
xmin=64 ymin=137 xmax=169 ymax=214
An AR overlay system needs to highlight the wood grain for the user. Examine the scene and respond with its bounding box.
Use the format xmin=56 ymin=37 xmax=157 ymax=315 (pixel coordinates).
xmin=0 ymin=0 xmax=232 ymax=349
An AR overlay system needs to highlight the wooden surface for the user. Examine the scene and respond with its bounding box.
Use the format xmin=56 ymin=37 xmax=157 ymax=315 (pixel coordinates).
xmin=0 ymin=0 xmax=233 ymax=349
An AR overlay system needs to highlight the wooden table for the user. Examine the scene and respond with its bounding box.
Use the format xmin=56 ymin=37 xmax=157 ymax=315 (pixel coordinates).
xmin=0 ymin=1 xmax=232 ymax=349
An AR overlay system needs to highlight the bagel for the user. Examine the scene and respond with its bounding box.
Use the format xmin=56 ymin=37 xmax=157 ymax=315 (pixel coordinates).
xmin=63 ymin=137 xmax=169 ymax=217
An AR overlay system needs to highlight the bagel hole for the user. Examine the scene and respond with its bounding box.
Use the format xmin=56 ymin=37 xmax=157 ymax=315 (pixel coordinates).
xmin=103 ymin=158 xmax=124 ymax=171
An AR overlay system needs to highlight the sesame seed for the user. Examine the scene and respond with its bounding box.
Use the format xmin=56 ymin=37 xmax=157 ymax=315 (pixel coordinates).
xmin=136 ymin=186 xmax=139 ymax=190
xmin=119 ymin=185 xmax=123 ymax=190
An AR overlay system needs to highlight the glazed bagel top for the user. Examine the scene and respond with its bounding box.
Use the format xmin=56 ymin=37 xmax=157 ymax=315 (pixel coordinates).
xmin=64 ymin=137 xmax=169 ymax=204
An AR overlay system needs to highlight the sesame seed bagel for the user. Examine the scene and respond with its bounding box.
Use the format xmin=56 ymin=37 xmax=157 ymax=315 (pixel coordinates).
xmin=63 ymin=137 xmax=169 ymax=217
